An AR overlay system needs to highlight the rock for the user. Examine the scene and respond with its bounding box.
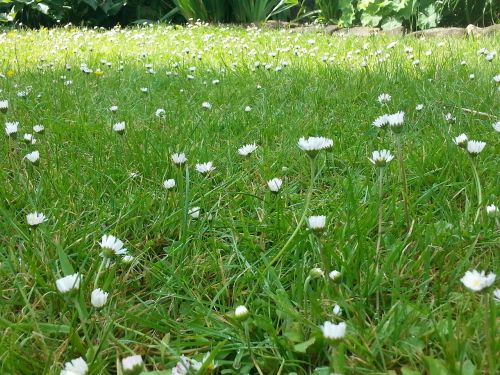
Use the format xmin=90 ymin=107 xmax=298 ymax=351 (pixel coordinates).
xmin=289 ymin=25 xmax=327 ymax=34
xmin=324 ymin=25 xmax=342 ymax=35
xmin=466 ymin=24 xmax=500 ymax=36
xmin=263 ymin=20 xmax=290 ymax=29
xmin=409 ymin=27 xmax=466 ymax=38
xmin=332 ymin=27 xmax=380 ymax=36
xmin=380 ymin=26 xmax=405 ymax=36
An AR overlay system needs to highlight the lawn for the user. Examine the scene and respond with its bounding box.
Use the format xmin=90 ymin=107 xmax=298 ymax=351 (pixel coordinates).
xmin=0 ymin=24 xmax=499 ymax=375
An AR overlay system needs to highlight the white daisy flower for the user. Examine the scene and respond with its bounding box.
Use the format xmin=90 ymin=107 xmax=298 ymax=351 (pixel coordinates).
xmin=171 ymin=152 xmax=187 ymax=165
xmin=377 ymin=93 xmax=391 ymax=104
xmin=195 ymin=161 xmax=215 ymax=174
xmin=373 ymin=114 xmax=389 ymax=128
xmin=321 ymin=321 xmax=346 ymax=340
xmin=486 ymin=204 xmax=498 ymax=216
xmin=109 ymin=105 xmax=118 ymax=112
xmin=307 ymin=215 xmax=326 ymax=230
xmin=99 ymin=234 xmax=127 ymax=258
xmin=27 ymin=212 xmax=46 ymax=226
xmin=61 ymin=357 xmax=88 ymax=375
xmin=33 ymin=124 xmax=45 ymax=133
xmin=494 ymin=289 xmax=500 ymax=302
xmin=5 ymin=121 xmax=18 ymax=136
xmin=24 ymin=150 xmax=40 ymax=164
xmin=297 ymin=136 xmax=333 ymax=153
xmin=329 ymin=270 xmax=341 ymax=281
xmin=453 ymin=134 xmax=468 ymax=148
xmin=202 ymin=101 xmax=212 ymax=110
xmin=387 ymin=111 xmax=404 ymax=127
xmin=122 ymin=355 xmax=143 ymax=375
xmin=244 ymin=106 xmax=252 ymax=112
xmin=493 ymin=74 xmax=500 ymax=83
xmin=56 ymin=273 xmax=81 ymax=294
xmin=238 ymin=143 xmax=257 ymax=156
xmin=466 ymin=140 xmax=486 ymax=155
xmin=492 ymin=121 xmax=500 ymax=132
xmin=163 ymin=179 xmax=176 ymax=190
xmin=369 ymin=149 xmax=394 ymax=167
xmin=113 ymin=122 xmax=125 ymax=134
xmin=188 ymin=207 xmax=200 ymax=219
xmin=332 ymin=304 xmax=342 ymax=316
xmin=155 ymin=108 xmax=166 ymax=118
xmin=267 ymin=178 xmax=282 ymax=192
xmin=444 ymin=113 xmax=456 ymax=123
xmin=0 ymin=99 xmax=8 ymax=113
xmin=140 ymin=87 xmax=148 ymax=93
xmin=416 ymin=104 xmax=424 ymax=111
xmin=461 ymin=270 xmax=496 ymax=292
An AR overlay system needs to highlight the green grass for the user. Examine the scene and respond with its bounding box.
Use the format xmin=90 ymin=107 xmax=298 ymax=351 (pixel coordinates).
xmin=0 ymin=24 xmax=499 ymax=375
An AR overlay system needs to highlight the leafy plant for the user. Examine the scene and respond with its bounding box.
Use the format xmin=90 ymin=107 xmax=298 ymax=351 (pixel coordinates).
xmin=230 ymin=0 xmax=299 ymax=23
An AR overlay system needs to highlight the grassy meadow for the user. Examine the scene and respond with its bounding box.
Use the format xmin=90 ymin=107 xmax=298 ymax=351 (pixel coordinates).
xmin=0 ymin=23 xmax=499 ymax=375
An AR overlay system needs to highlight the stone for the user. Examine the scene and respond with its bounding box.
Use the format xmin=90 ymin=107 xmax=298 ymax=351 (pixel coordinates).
xmin=380 ymin=26 xmax=405 ymax=36
xmin=332 ymin=27 xmax=380 ymax=36
xmin=466 ymin=24 xmax=500 ymax=36
xmin=409 ymin=27 xmax=466 ymax=38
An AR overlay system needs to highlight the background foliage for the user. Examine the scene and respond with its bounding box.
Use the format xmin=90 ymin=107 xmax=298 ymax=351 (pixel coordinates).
xmin=1 ymin=0 xmax=499 ymax=27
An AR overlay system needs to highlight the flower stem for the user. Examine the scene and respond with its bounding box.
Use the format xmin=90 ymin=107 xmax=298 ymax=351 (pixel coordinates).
xmin=270 ymin=156 xmax=315 ymax=265
xmin=470 ymin=158 xmax=482 ymax=224
xmin=375 ymin=167 xmax=385 ymax=317
xmin=395 ymin=134 xmax=411 ymax=230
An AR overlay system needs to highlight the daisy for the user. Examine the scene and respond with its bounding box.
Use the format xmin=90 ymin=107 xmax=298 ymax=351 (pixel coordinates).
xmin=171 ymin=152 xmax=187 ymax=165
xmin=244 ymin=106 xmax=252 ymax=112
xmin=23 ymin=133 xmax=34 ymax=143
xmin=461 ymin=270 xmax=496 ymax=292
xmin=202 ymin=101 xmax=212 ymax=110
xmin=195 ymin=161 xmax=215 ymax=174
xmin=466 ymin=140 xmax=486 ymax=155
xmin=453 ymin=134 xmax=468 ymax=148
xmin=267 ymin=178 xmax=282 ymax=192
xmin=24 ymin=150 xmax=40 ymax=164
xmin=5 ymin=121 xmax=18 ymax=137
xmin=61 ymin=357 xmax=88 ymax=375
xmin=332 ymin=304 xmax=342 ymax=316
xmin=486 ymin=204 xmax=498 ymax=216
xmin=492 ymin=121 xmax=500 ymax=132
xmin=378 ymin=93 xmax=391 ymax=104
xmin=444 ymin=113 xmax=456 ymax=123
xmin=163 ymin=179 xmax=176 ymax=190
xmin=212 ymin=79 xmax=220 ymax=85
xmin=122 ymin=355 xmax=143 ymax=375
xmin=99 ymin=234 xmax=127 ymax=258
xmin=33 ymin=124 xmax=45 ymax=133
xmin=297 ymin=136 xmax=333 ymax=153
xmin=238 ymin=143 xmax=257 ymax=156
xmin=372 ymin=114 xmax=389 ymax=128
xmin=387 ymin=111 xmax=404 ymax=128
xmin=113 ymin=122 xmax=125 ymax=134
xmin=140 ymin=87 xmax=148 ymax=93
xmin=493 ymin=74 xmax=500 ymax=83
xmin=0 ymin=99 xmax=8 ymax=113
xmin=321 ymin=321 xmax=346 ymax=340
xmin=56 ymin=273 xmax=81 ymax=294
xmin=416 ymin=104 xmax=424 ymax=111
xmin=307 ymin=215 xmax=326 ymax=231
xmin=188 ymin=207 xmax=200 ymax=219
xmin=109 ymin=105 xmax=118 ymax=112
xmin=494 ymin=289 xmax=500 ymax=302
xmin=27 ymin=212 xmax=46 ymax=226
xmin=369 ymin=150 xmax=394 ymax=167
xmin=155 ymin=108 xmax=166 ymax=118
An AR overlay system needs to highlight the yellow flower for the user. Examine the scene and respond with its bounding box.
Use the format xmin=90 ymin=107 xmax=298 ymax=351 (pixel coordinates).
xmin=6 ymin=70 xmax=15 ymax=77
xmin=95 ymin=69 xmax=104 ymax=76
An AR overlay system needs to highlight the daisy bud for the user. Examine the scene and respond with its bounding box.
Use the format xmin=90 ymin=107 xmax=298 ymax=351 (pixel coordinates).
xmin=122 ymin=355 xmax=144 ymax=375
xmin=234 ymin=305 xmax=249 ymax=321
xmin=309 ymin=267 xmax=324 ymax=279
xmin=24 ymin=150 xmax=40 ymax=165
xmin=91 ymin=288 xmax=109 ymax=308
xmin=171 ymin=152 xmax=187 ymax=166
xmin=5 ymin=121 xmax=18 ymax=138
xmin=188 ymin=207 xmax=200 ymax=219
xmin=332 ymin=304 xmax=342 ymax=316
